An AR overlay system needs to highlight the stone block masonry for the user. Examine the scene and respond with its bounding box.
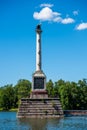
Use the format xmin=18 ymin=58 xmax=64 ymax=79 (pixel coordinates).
xmin=17 ymin=98 xmax=63 ymax=118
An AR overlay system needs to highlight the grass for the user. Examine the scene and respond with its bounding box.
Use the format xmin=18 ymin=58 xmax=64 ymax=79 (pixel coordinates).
xmin=0 ymin=108 xmax=3 ymax=111
xmin=0 ymin=108 xmax=18 ymax=112
xmin=9 ymin=108 xmax=18 ymax=112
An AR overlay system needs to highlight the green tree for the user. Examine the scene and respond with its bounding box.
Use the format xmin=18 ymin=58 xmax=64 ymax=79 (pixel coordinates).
xmin=0 ymin=85 xmax=16 ymax=110
xmin=54 ymin=79 xmax=65 ymax=97
xmin=70 ymin=82 xmax=79 ymax=110
xmin=58 ymin=81 xmax=72 ymax=110
xmin=15 ymin=79 xmax=31 ymax=99
xmin=46 ymin=80 xmax=54 ymax=97
xmin=0 ymin=87 xmax=3 ymax=108
xmin=77 ymin=79 xmax=87 ymax=109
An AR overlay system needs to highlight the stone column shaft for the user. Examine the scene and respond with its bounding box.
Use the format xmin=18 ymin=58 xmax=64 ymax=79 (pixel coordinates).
xmin=36 ymin=27 xmax=42 ymax=71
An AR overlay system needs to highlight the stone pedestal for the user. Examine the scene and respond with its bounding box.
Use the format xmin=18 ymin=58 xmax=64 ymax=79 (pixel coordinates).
xmin=30 ymin=90 xmax=48 ymax=99
xmin=17 ymin=98 xmax=64 ymax=118
xmin=32 ymin=70 xmax=46 ymax=91
xmin=31 ymin=70 xmax=48 ymax=99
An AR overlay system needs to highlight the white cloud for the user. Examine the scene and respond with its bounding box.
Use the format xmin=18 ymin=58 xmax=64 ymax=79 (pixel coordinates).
xmin=40 ymin=3 xmax=54 ymax=8
xmin=76 ymin=22 xmax=87 ymax=30
xmin=33 ymin=7 xmax=75 ymax=25
xmin=33 ymin=7 xmax=61 ymax=22
xmin=61 ymin=18 xmax=75 ymax=24
xmin=53 ymin=17 xmax=62 ymax=22
xmin=73 ymin=10 xmax=79 ymax=16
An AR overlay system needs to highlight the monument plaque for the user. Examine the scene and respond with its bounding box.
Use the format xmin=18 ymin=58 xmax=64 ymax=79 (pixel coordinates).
xmin=34 ymin=77 xmax=44 ymax=89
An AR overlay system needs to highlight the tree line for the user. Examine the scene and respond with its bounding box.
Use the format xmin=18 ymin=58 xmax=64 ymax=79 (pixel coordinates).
xmin=0 ymin=79 xmax=87 ymax=110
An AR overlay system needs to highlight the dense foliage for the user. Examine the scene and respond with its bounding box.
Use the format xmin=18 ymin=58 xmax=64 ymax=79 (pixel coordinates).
xmin=0 ymin=79 xmax=31 ymax=110
xmin=46 ymin=79 xmax=87 ymax=110
xmin=0 ymin=78 xmax=87 ymax=110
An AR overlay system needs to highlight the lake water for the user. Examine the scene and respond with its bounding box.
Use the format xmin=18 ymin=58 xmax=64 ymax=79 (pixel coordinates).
xmin=0 ymin=112 xmax=87 ymax=130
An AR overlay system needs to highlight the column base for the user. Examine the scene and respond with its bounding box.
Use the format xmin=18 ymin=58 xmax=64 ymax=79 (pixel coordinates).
xmin=30 ymin=90 xmax=48 ymax=99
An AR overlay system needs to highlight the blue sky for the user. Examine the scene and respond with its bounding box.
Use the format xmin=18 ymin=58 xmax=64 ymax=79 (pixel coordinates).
xmin=0 ymin=0 xmax=87 ymax=86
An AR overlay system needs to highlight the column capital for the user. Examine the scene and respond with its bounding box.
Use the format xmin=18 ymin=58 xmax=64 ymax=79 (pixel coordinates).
xmin=36 ymin=24 xmax=42 ymax=34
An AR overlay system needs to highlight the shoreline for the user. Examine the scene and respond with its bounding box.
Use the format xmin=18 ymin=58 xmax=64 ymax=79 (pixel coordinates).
xmin=64 ymin=110 xmax=87 ymax=116
xmin=0 ymin=108 xmax=18 ymax=112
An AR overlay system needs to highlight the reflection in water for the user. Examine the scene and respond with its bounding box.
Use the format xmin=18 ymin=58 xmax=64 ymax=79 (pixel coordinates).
xmin=18 ymin=116 xmax=87 ymax=130
xmin=18 ymin=118 xmax=46 ymax=130
xmin=18 ymin=118 xmax=61 ymax=130
xmin=0 ymin=112 xmax=87 ymax=130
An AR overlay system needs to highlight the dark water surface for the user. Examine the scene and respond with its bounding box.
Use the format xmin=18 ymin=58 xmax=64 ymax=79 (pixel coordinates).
xmin=0 ymin=112 xmax=87 ymax=130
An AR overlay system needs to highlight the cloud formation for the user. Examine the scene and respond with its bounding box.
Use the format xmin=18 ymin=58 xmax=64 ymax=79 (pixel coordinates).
xmin=33 ymin=7 xmax=61 ymax=22
xmin=40 ymin=3 xmax=53 ymax=8
xmin=61 ymin=18 xmax=75 ymax=24
xmin=33 ymin=7 xmax=75 ymax=24
xmin=73 ymin=10 xmax=79 ymax=16
xmin=76 ymin=22 xmax=87 ymax=30
xmin=33 ymin=3 xmax=87 ymax=31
